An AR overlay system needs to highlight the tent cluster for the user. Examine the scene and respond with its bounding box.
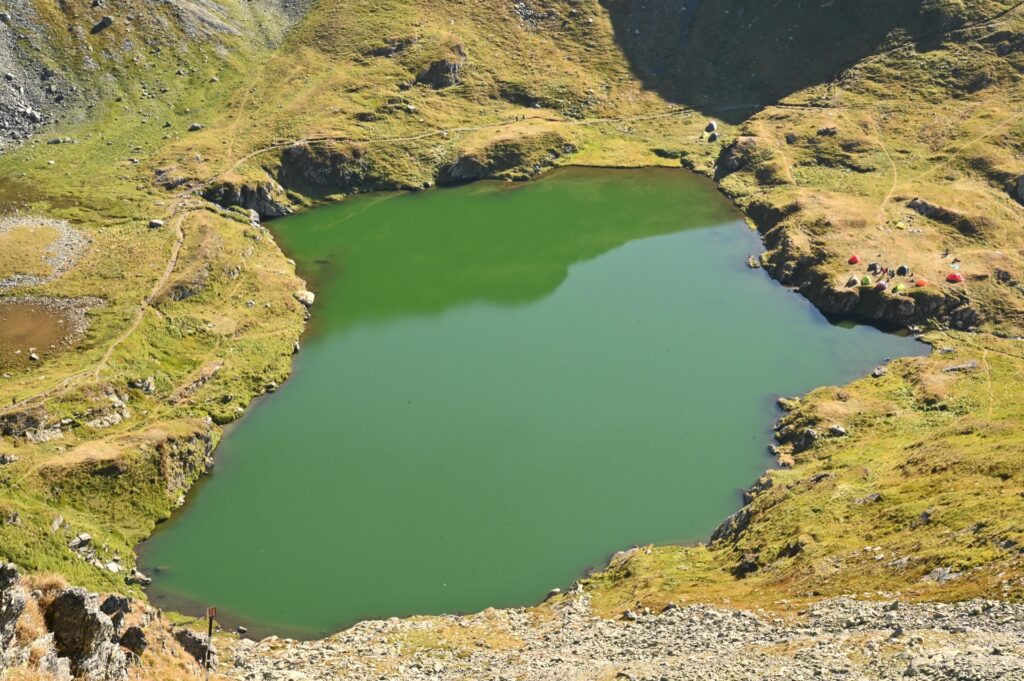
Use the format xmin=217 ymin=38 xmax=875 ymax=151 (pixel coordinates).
xmin=845 ymin=256 xmax=919 ymax=292
xmin=845 ymin=254 xmax=967 ymax=290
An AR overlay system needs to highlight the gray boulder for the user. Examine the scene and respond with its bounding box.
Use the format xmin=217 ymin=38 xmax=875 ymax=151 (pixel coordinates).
xmin=125 ymin=568 xmax=151 ymax=586
xmin=100 ymin=594 xmax=131 ymax=633
xmin=118 ymin=626 xmax=147 ymax=657
xmin=99 ymin=595 xmax=131 ymax=618
xmin=174 ymin=628 xmax=217 ymax=668
xmin=45 ymin=588 xmax=128 ymax=680
xmin=793 ymin=427 xmax=819 ymax=453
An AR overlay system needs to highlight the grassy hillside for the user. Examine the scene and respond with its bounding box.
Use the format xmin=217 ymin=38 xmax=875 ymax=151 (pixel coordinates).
xmin=0 ymin=0 xmax=1022 ymax=641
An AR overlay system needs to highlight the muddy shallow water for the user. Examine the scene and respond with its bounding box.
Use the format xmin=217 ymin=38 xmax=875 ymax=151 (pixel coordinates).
xmin=0 ymin=301 xmax=78 ymax=370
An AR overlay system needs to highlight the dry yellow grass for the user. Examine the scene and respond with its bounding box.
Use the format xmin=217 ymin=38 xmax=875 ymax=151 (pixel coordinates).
xmin=0 ymin=225 xmax=60 ymax=279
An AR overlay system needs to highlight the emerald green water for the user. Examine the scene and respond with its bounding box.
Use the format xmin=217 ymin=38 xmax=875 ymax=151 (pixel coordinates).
xmin=138 ymin=168 xmax=926 ymax=639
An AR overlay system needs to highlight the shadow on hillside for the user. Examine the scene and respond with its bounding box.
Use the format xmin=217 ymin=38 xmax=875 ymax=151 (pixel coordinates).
xmin=601 ymin=0 xmax=935 ymax=123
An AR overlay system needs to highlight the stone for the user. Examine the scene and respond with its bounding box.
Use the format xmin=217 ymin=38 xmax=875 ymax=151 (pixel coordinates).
xmin=69 ymin=532 xmax=92 ymax=550
xmin=1 ymin=563 xmax=27 ymax=650
xmin=128 ymin=376 xmax=156 ymax=394
xmin=872 ymin=365 xmax=888 ymax=378
xmin=922 ymin=566 xmax=960 ymax=584
xmin=828 ymin=424 xmax=848 ymax=437
xmin=91 ymin=15 xmax=114 ymax=33
xmin=147 ymin=219 xmax=164 ymax=229
xmin=734 ymin=552 xmax=760 ymax=577
xmin=45 ymin=588 xmax=129 ymax=680
xmin=415 ymin=48 xmax=467 ymax=88
xmin=293 ymin=290 xmax=315 ymax=307
xmin=118 ymin=626 xmax=147 ymax=657
xmin=776 ymin=396 xmax=799 ymax=411
xmin=125 ymin=568 xmax=151 ymax=586
xmin=794 ymin=428 xmax=819 ymax=453
xmin=188 ymin=122 xmax=204 ymax=131
xmin=174 ymin=628 xmax=217 ymax=668
xmin=99 ymin=594 xmax=131 ymax=618
xmin=714 ymin=136 xmax=760 ymax=178
xmin=943 ymin=361 xmax=980 ymax=373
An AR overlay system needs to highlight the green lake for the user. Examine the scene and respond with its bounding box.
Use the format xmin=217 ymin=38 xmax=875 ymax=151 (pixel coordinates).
xmin=138 ymin=168 xmax=927 ymax=639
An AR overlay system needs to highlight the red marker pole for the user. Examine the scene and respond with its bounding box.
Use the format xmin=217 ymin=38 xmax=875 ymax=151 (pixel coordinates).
xmin=205 ymin=606 xmax=216 ymax=681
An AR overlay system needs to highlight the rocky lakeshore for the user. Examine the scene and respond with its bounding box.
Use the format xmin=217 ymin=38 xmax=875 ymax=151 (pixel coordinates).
xmin=223 ymin=594 xmax=1024 ymax=681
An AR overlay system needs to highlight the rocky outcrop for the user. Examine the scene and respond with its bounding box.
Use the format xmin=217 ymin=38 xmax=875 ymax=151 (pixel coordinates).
xmin=710 ymin=506 xmax=754 ymax=545
xmin=1007 ymin=175 xmax=1024 ymax=206
xmin=714 ymin=136 xmax=762 ymax=179
xmin=202 ymin=180 xmax=293 ymax=219
xmin=438 ymin=132 xmax=577 ymax=185
xmin=118 ymin=626 xmax=147 ymax=657
xmin=0 ymin=562 xmax=205 ymax=678
xmin=0 ymin=563 xmax=26 ymax=651
xmin=45 ymin=588 xmax=128 ymax=680
xmin=0 ymin=407 xmax=47 ymax=437
xmin=174 ymin=628 xmax=217 ymax=668
xmin=907 ymin=197 xmax=990 ymax=236
xmin=277 ymin=142 xmax=401 ymax=195
xmin=415 ymin=46 xmax=467 ymax=88
xmin=158 ymin=428 xmax=217 ymax=495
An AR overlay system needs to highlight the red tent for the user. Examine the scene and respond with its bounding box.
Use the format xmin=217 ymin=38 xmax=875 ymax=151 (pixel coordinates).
xmin=848 ymin=255 xmax=861 ymax=265
xmin=915 ymin=279 xmax=929 ymax=287
xmin=946 ymin=272 xmax=965 ymax=283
